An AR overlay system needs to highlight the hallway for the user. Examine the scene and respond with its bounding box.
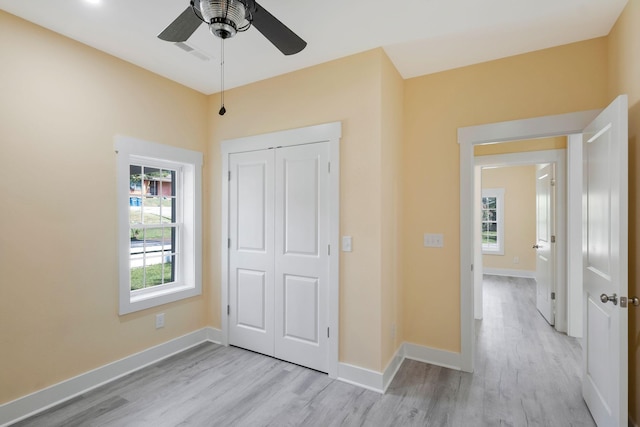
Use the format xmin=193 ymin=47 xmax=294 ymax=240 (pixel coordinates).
xmin=470 ymin=274 xmax=595 ymax=425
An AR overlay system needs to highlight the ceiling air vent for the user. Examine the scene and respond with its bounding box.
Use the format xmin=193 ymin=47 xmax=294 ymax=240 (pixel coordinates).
xmin=173 ymin=42 xmax=212 ymax=61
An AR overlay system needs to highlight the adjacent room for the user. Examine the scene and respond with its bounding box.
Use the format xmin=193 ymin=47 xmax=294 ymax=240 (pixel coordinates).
xmin=1 ymin=1 xmax=639 ymax=426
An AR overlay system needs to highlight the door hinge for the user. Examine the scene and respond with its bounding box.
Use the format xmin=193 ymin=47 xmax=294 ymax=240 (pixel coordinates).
xmin=551 ymin=292 xmax=556 ymax=300
xmin=228 ymin=170 xmax=231 ymax=181
xmin=328 ymin=245 xmax=331 ymax=255
xmin=327 ymin=327 xmax=330 ymax=338
xmin=471 ymin=264 xmax=474 ymax=272
xmin=551 ymin=178 xmax=556 ymax=186
xmin=551 ymin=235 xmax=556 ymax=243
xmin=328 ymin=162 xmax=331 ymax=173
xmin=228 ymin=238 xmax=231 ymax=249
xmin=227 ymin=305 xmax=230 ymax=315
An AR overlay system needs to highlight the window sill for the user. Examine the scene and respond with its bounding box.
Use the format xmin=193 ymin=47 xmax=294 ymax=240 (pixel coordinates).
xmin=482 ymin=250 xmax=505 ymax=256
xmin=120 ymin=284 xmax=199 ymax=315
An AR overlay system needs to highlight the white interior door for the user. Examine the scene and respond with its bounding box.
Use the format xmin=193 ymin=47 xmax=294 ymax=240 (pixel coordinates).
xmin=228 ymin=150 xmax=275 ymax=356
xmin=582 ymin=95 xmax=628 ymax=427
xmin=535 ymin=163 xmax=556 ymax=325
xmin=228 ymin=142 xmax=330 ymax=373
xmin=274 ymin=143 xmax=329 ymax=372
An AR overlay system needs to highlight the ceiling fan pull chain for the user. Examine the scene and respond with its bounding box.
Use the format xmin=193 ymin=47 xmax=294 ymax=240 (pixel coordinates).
xmin=219 ymin=37 xmax=226 ymax=115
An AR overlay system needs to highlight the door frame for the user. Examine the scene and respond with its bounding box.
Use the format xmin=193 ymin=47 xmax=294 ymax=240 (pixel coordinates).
xmin=220 ymin=122 xmax=341 ymax=378
xmin=474 ymin=150 xmax=566 ymax=332
xmin=458 ymin=110 xmax=600 ymax=372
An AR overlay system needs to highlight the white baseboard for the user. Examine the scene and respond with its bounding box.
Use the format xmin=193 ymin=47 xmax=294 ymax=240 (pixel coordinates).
xmin=403 ymin=342 xmax=462 ymax=371
xmin=337 ymin=363 xmax=386 ymax=393
xmin=337 ymin=342 xmax=462 ymax=394
xmin=205 ymin=326 xmax=223 ymax=344
xmin=2 ymin=334 xmax=461 ymax=426
xmin=483 ymin=268 xmax=536 ymax=279
xmin=1 ymin=327 xmax=222 ymax=427
xmin=381 ymin=347 xmax=404 ymax=392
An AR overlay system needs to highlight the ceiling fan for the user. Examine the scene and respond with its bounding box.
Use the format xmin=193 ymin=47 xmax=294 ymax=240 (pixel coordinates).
xmin=158 ymin=0 xmax=307 ymax=56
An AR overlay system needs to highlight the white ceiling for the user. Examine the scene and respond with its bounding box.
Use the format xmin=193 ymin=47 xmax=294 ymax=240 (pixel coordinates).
xmin=0 ymin=0 xmax=628 ymax=95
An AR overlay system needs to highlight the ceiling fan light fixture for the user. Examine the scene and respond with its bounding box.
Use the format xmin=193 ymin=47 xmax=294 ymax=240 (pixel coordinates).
xmin=201 ymin=0 xmax=251 ymax=39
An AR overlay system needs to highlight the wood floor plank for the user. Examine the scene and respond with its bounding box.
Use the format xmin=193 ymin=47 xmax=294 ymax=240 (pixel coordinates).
xmin=13 ymin=275 xmax=595 ymax=426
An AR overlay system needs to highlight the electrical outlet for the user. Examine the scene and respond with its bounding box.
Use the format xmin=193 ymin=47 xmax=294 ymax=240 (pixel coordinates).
xmin=513 ymin=256 xmax=520 ymax=264
xmin=155 ymin=313 xmax=165 ymax=329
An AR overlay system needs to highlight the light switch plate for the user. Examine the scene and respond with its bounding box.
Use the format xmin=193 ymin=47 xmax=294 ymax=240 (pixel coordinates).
xmin=423 ymin=233 xmax=444 ymax=248
xmin=342 ymin=236 xmax=353 ymax=252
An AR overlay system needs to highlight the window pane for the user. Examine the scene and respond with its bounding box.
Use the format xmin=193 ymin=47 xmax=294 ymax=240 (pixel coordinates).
xmin=144 ymin=197 xmax=162 ymax=224
xmin=162 ymin=227 xmax=175 ymax=253
xmin=129 ymin=199 xmax=142 ymax=224
xmin=130 ymin=227 xmax=144 ymax=243
xmin=130 ymin=165 xmax=143 ymax=192
xmin=161 ymin=197 xmax=175 ymax=223
xmin=160 ymin=169 xmax=175 ymax=197
xmin=144 ymin=256 xmax=163 ymax=287
xmin=163 ymin=256 xmax=175 ymax=284
xmin=143 ymin=167 xmax=161 ymax=192
xmin=130 ymin=253 xmax=144 ymax=290
xmin=144 ymin=226 xmax=163 ymax=251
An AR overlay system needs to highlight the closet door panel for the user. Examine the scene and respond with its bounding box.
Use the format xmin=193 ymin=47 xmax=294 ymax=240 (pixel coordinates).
xmin=274 ymin=143 xmax=329 ymax=372
xmin=228 ymin=150 xmax=275 ymax=355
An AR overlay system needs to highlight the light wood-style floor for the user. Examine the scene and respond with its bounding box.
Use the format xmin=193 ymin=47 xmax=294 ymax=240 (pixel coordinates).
xmin=14 ymin=275 xmax=595 ymax=426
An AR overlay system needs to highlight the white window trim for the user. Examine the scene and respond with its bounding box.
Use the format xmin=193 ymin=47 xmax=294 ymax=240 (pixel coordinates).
xmin=115 ymin=136 xmax=203 ymax=315
xmin=481 ymin=187 xmax=504 ymax=255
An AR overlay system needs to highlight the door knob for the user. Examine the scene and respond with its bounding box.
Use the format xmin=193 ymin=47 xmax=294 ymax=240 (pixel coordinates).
xmin=532 ymin=244 xmax=540 ymax=249
xmin=600 ymin=293 xmax=618 ymax=305
xmin=620 ymin=296 xmax=639 ymax=308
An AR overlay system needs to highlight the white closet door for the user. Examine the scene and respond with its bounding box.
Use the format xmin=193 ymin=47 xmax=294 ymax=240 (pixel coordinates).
xmin=228 ymin=150 xmax=275 ymax=356
xmin=274 ymin=143 xmax=329 ymax=372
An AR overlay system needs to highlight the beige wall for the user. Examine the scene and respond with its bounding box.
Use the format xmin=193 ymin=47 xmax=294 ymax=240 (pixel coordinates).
xmin=402 ymin=37 xmax=608 ymax=352
xmin=481 ymin=166 xmax=536 ymax=272
xmin=0 ymin=11 xmax=210 ymax=403
xmin=207 ymin=48 xmax=399 ymax=371
xmin=607 ymin=0 xmax=640 ymax=422
xmin=380 ymin=51 xmax=405 ymax=367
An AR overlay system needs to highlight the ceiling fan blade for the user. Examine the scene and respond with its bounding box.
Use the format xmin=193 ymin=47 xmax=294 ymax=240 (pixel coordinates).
xmin=251 ymin=2 xmax=307 ymax=55
xmin=158 ymin=6 xmax=203 ymax=42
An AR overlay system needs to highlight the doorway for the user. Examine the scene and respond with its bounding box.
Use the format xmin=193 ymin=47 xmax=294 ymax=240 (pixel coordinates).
xmin=457 ymin=109 xmax=600 ymax=372
xmin=460 ymin=98 xmax=630 ymax=425
xmin=474 ymin=147 xmax=567 ymax=332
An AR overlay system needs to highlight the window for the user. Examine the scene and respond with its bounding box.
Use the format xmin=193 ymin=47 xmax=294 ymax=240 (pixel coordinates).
xmin=115 ymin=136 xmax=202 ymax=315
xmin=481 ymin=188 xmax=504 ymax=255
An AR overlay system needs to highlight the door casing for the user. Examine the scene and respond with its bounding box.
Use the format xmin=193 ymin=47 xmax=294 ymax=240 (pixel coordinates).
xmin=221 ymin=122 xmax=341 ymax=378
xmin=458 ymin=110 xmax=601 ymax=372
